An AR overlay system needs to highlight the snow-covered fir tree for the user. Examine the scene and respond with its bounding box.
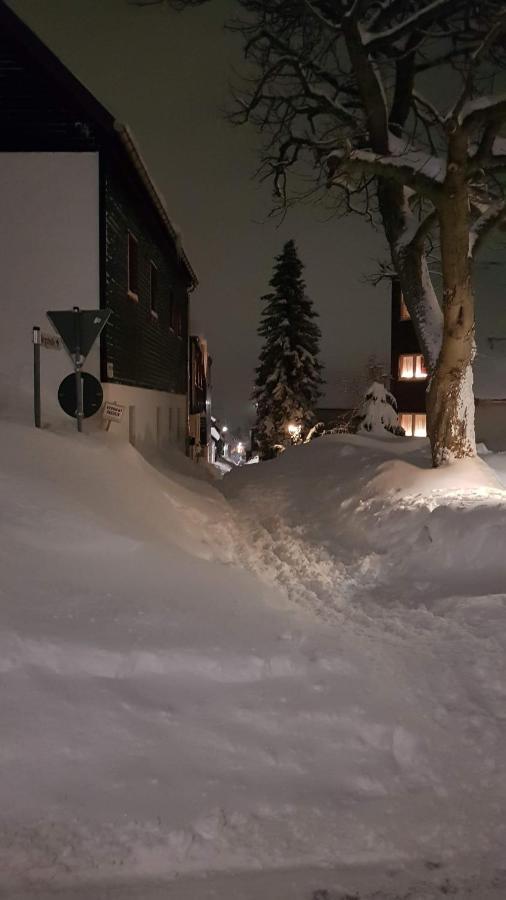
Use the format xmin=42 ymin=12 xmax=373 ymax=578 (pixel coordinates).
xmin=355 ymin=382 xmax=404 ymax=437
xmin=253 ymin=240 xmax=324 ymax=459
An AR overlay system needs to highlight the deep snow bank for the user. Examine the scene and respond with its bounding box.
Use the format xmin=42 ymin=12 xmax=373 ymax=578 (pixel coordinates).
xmin=1 ymin=423 xmax=506 ymax=898
xmin=223 ymin=433 xmax=506 ymax=607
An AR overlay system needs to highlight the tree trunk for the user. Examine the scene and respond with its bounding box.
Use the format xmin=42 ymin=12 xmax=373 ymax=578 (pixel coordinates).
xmin=394 ymin=244 xmax=442 ymax=371
xmin=426 ymin=130 xmax=476 ymax=466
xmin=378 ymin=181 xmax=443 ymax=370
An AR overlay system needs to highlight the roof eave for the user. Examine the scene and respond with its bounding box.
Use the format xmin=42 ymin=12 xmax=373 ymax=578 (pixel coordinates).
xmin=114 ymin=123 xmax=198 ymax=288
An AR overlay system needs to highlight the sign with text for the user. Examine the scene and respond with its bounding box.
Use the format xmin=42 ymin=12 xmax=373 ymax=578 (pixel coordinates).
xmin=40 ymin=331 xmax=61 ymax=351
xmin=103 ymin=401 xmax=125 ymax=423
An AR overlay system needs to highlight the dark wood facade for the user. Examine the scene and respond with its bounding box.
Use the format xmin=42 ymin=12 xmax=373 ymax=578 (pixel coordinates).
xmin=102 ymin=156 xmax=190 ymax=395
xmin=189 ymin=336 xmax=207 ymax=416
xmin=0 ymin=0 xmax=196 ymax=401
xmin=390 ymin=278 xmax=427 ymax=415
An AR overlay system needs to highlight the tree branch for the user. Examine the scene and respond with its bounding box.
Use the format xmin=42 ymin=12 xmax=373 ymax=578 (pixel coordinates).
xmin=326 ymin=146 xmax=443 ymax=201
xmin=365 ymin=0 xmax=459 ymax=53
xmin=459 ymin=93 xmax=506 ymax=131
xmin=469 ymin=199 xmax=506 ymax=257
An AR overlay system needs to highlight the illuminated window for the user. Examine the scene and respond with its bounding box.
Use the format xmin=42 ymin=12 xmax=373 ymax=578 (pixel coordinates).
xmin=400 ymin=294 xmax=410 ymax=321
xmin=398 ymin=354 xmax=427 ymax=380
xmin=399 ymin=413 xmax=427 ymax=437
xmin=399 ymin=413 xmax=413 ymax=436
xmin=414 ymin=413 xmax=427 ymax=437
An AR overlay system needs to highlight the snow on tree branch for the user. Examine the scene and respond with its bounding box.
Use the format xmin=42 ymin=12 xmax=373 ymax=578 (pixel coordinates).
xmin=364 ymin=0 xmax=459 ymax=52
xmin=469 ymin=199 xmax=506 ymax=258
xmin=459 ymin=94 xmax=506 ymax=131
xmin=326 ymin=145 xmax=444 ymax=200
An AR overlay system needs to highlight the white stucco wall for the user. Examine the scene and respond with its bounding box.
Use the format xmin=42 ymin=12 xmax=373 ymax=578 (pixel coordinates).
xmin=0 ymin=152 xmax=100 ymax=427
xmin=102 ymin=384 xmax=187 ymax=454
xmin=475 ymin=401 xmax=506 ymax=452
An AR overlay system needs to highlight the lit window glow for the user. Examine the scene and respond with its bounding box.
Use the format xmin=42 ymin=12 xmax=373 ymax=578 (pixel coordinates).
xmin=399 ymin=354 xmax=427 ymax=381
xmin=400 ymin=412 xmax=427 ymax=437
xmin=400 ymin=294 xmax=410 ymax=321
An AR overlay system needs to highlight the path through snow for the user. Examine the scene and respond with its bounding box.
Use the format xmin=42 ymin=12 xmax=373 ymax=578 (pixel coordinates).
xmin=1 ymin=424 xmax=505 ymax=898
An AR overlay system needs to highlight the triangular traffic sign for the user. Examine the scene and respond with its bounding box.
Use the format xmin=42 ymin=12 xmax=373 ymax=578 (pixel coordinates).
xmin=47 ymin=308 xmax=112 ymax=362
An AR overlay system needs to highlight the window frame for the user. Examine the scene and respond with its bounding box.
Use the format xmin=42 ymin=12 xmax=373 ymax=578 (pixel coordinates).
xmin=169 ymin=287 xmax=176 ymax=332
xmin=127 ymin=231 xmax=139 ymax=301
xmin=398 ymin=353 xmax=427 ymax=381
xmin=399 ymin=412 xmax=427 ymax=437
xmin=176 ymin=304 xmax=183 ymax=339
xmin=149 ymin=260 xmax=159 ymax=319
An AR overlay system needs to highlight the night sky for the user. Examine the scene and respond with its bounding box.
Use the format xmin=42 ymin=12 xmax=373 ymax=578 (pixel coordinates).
xmin=8 ymin=0 xmax=506 ymax=424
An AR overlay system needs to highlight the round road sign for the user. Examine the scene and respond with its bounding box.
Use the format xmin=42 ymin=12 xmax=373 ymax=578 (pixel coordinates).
xmin=58 ymin=372 xmax=103 ymax=419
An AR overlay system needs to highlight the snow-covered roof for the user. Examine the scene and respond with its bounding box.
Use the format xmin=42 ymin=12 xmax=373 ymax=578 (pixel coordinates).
xmin=115 ymin=124 xmax=197 ymax=288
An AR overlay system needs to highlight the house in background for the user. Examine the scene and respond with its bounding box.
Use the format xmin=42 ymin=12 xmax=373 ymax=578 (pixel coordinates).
xmin=188 ymin=335 xmax=215 ymax=462
xmin=390 ymin=278 xmax=506 ymax=448
xmin=390 ymin=279 xmax=428 ymax=437
xmin=0 ymin=0 xmax=197 ymax=455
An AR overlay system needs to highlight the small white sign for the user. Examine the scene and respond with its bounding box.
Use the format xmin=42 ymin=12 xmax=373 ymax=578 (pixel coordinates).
xmin=103 ymin=401 xmax=125 ymax=422
xmin=40 ymin=331 xmax=61 ymax=351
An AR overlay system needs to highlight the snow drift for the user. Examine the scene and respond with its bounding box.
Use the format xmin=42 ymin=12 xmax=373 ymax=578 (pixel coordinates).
xmin=223 ymin=432 xmax=506 ymax=610
xmin=1 ymin=422 xmax=506 ymax=898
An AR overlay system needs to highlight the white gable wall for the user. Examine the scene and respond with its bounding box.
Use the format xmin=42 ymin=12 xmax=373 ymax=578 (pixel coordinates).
xmin=0 ymin=152 xmax=100 ymax=427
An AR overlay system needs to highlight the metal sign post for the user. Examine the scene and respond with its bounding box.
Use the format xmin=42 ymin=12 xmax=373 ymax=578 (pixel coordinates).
xmin=73 ymin=306 xmax=83 ymax=433
xmin=46 ymin=306 xmax=112 ymax=433
xmin=33 ymin=326 xmax=41 ymax=428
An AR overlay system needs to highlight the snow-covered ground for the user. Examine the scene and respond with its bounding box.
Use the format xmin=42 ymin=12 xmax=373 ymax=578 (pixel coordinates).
xmin=1 ymin=421 xmax=506 ymax=898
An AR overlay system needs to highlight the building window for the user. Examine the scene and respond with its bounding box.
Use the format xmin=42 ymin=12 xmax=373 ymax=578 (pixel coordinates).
xmin=398 ymin=353 xmax=427 ymax=380
xmin=127 ymin=232 xmax=139 ymax=299
xmin=176 ymin=304 xmax=183 ymax=339
xmin=169 ymin=288 xmax=176 ymax=331
xmin=150 ymin=262 xmax=158 ymax=317
xmin=400 ymin=294 xmax=410 ymax=321
xmin=399 ymin=412 xmax=427 ymax=437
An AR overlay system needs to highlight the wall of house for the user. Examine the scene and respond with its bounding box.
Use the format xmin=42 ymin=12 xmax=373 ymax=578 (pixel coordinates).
xmin=102 ymin=383 xmax=187 ymax=454
xmin=103 ymin=157 xmax=189 ymax=396
xmin=390 ymin=278 xmax=428 ymax=416
xmin=0 ymin=152 xmax=100 ymax=426
xmin=475 ymin=401 xmax=506 ymax=451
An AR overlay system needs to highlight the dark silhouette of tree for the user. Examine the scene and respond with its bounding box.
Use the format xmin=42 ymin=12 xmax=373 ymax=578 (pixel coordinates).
xmin=254 ymin=240 xmax=323 ymax=458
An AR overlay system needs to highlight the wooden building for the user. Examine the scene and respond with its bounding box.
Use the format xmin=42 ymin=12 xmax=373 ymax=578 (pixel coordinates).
xmin=390 ymin=278 xmax=506 ymax=447
xmin=188 ymin=335 xmax=214 ymax=462
xmin=389 ymin=278 xmax=428 ymax=437
xmin=0 ymin=0 xmax=197 ymax=453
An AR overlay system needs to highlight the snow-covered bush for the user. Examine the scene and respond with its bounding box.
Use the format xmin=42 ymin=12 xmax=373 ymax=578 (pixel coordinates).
xmin=354 ymin=382 xmax=405 ymax=436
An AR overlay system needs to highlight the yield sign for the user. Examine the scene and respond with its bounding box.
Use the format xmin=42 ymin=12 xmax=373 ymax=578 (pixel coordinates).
xmin=47 ymin=308 xmax=112 ymax=362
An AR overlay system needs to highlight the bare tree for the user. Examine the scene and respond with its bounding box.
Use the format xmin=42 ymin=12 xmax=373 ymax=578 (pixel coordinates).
xmin=137 ymin=0 xmax=506 ymax=465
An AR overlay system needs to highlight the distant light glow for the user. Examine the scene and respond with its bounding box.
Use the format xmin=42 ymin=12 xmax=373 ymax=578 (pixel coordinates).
xmin=222 ymin=426 xmax=228 ymax=433
xmin=287 ymin=422 xmax=302 ymax=438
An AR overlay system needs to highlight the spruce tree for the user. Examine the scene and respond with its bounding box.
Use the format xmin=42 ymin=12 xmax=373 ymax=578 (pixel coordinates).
xmin=253 ymin=240 xmax=324 ymax=459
